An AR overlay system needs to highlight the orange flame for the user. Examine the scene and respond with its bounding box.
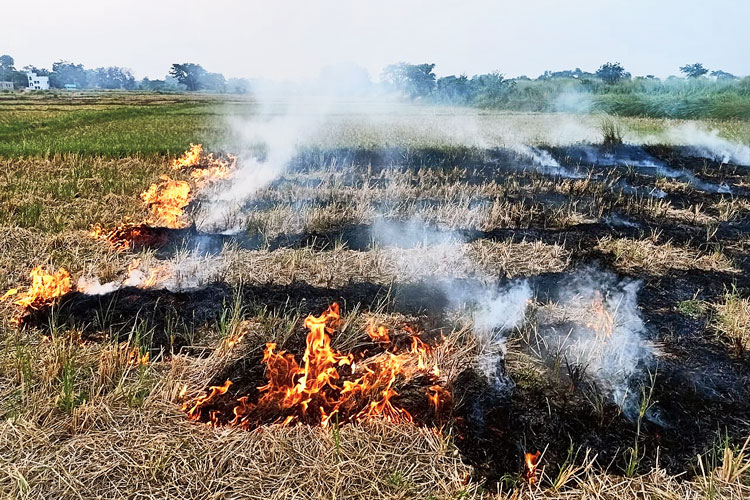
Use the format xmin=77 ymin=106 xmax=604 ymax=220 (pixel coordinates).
xmin=140 ymin=175 xmax=191 ymax=229
xmin=586 ymin=291 xmax=614 ymax=339
xmin=91 ymin=143 xmax=235 ymax=250
xmin=2 ymin=266 xmax=72 ymax=310
xmin=185 ymin=303 xmax=450 ymax=429
xmin=185 ymin=379 xmax=233 ymax=424
xmin=525 ymin=451 xmax=541 ymax=484
xmin=122 ymin=344 xmax=149 ymax=366
xmin=366 ymin=321 xmax=390 ymax=343
xmin=172 ymin=143 xmax=203 ymax=169
xmin=427 ymin=384 xmax=451 ymax=414
xmin=172 ymin=143 xmax=236 ymax=188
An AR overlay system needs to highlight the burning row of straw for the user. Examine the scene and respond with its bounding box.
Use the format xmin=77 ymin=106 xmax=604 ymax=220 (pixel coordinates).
xmin=89 ymin=143 xmax=236 ymax=250
xmin=1 ymin=144 xmax=237 ymax=318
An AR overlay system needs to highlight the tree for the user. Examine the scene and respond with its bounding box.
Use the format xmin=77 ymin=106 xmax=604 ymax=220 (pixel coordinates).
xmin=381 ymin=63 xmax=436 ymax=98
xmin=49 ymin=61 xmax=87 ymax=88
xmin=0 ymin=55 xmax=14 ymax=72
xmin=0 ymin=55 xmax=15 ymax=83
xmin=169 ymin=63 xmax=207 ymax=91
xmin=93 ymin=67 xmax=136 ymax=89
xmin=226 ymin=77 xmax=252 ymax=94
xmin=710 ymin=70 xmax=737 ymax=81
xmin=436 ymin=75 xmax=471 ymax=103
xmin=596 ymin=62 xmax=627 ymax=84
xmin=680 ymin=63 xmax=708 ymax=78
xmin=470 ymin=72 xmax=513 ymax=105
xmin=200 ymin=72 xmax=226 ymax=93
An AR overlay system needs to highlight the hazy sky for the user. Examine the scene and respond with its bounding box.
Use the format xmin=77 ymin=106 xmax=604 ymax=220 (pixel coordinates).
xmin=5 ymin=0 xmax=749 ymax=81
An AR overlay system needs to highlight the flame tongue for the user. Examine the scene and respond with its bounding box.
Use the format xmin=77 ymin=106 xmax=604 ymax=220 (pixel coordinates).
xmin=258 ymin=303 xmax=353 ymax=421
xmin=172 ymin=143 xmax=236 ymax=188
xmin=2 ymin=266 xmax=72 ymax=310
xmin=172 ymin=143 xmax=203 ymax=169
xmin=586 ymin=290 xmax=614 ymax=339
xmin=525 ymin=451 xmax=541 ymax=484
xmin=140 ymin=175 xmax=191 ymax=229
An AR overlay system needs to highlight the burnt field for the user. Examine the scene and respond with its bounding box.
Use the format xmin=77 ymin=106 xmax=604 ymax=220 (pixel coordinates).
xmin=2 ymin=107 xmax=750 ymax=499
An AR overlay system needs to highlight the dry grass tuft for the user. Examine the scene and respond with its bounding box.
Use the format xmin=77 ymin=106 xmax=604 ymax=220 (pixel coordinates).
xmin=713 ymin=288 xmax=750 ymax=354
xmin=597 ymin=236 xmax=738 ymax=275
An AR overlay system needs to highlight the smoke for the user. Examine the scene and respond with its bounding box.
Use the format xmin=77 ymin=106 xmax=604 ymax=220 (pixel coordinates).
xmin=536 ymin=267 xmax=654 ymax=418
xmin=668 ymin=123 xmax=750 ymax=166
xmin=198 ymin=101 xmax=333 ymax=232
xmin=446 ymin=280 xmax=532 ymax=393
xmin=568 ymin=144 xmax=731 ymax=194
xmin=370 ymin=217 xmax=460 ymax=248
xmin=553 ymin=90 xmax=593 ymax=115
xmin=512 ymin=144 xmax=586 ymax=178
xmin=77 ymin=254 xmax=226 ymax=295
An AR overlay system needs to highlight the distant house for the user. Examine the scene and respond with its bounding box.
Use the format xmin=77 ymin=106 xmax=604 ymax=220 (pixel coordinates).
xmin=64 ymin=84 xmax=77 ymax=90
xmin=0 ymin=81 xmax=13 ymax=90
xmin=26 ymin=72 xmax=49 ymax=90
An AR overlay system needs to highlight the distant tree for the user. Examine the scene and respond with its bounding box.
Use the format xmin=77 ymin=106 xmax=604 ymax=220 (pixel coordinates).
xmin=93 ymin=67 xmax=136 ymax=89
xmin=226 ymin=77 xmax=252 ymax=94
xmin=680 ymin=63 xmax=708 ymax=78
xmin=169 ymin=63 xmax=207 ymax=91
xmin=538 ymin=67 xmax=596 ymax=80
xmin=470 ymin=72 xmax=513 ymax=105
xmin=0 ymin=55 xmax=15 ymax=83
xmin=49 ymin=61 xmax=87 ymax=88
xmin=200 ymin=72 xmax=226 ymax=93
xmin=710 ymin=70 xmax=737 ymax=81
xmin=0 ymin=55 xmax=14 ymax=72
xmin=23 ymin=65 xmax=51 ymax=76
xmin=435 ymin=74 xmax=471 ymax=102
xmin=596 ymin=62 xmax=627 ymax=84
xmin=381 ymin=63 xmax=436 ymax=98
xmin=140 ymin=77 xmax=184 ymax=91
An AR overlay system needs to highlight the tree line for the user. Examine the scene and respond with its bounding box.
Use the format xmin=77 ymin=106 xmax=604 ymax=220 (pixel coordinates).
xmin=0 ymin=55 xmax=251 ymax=93
xmin=0 ymin=53 xmax=744 ymax=102
xmin=380 ymin=61 xmax=743 ymax=104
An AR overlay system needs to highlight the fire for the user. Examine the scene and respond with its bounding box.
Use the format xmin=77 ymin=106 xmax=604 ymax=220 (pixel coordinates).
xmin=2 ymin=266 xmax=72 ymax=310
xmin=185 ymin=379 xmax=233 ymax=425
xmin=171 ymin=143 xmax=236 ymax=188
xmin=91 ymin=143 xmax=235 ymax=251
xmin=586 ymin=291 xmax=614 ymax=339
xmin=366 ymin=321 xmax=390 ymax=343
xmin=140 ymin=175 xmax=191 ymax=229
xmin=122 ymin=344 xmax=149 ymax=366
xmin=525 ymin=451 xmax=541 ymax=484
xmin=184 ymin=303 xmax=450 ymax=429
xmin=172 ymin=143 xmax=203 ymax=169
xmin=427 ymin=384 xmax=451 ymax=413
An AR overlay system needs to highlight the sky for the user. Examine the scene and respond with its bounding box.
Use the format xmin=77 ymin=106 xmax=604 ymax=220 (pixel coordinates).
xmin=4 ymin=0 xmax=749 ymax=81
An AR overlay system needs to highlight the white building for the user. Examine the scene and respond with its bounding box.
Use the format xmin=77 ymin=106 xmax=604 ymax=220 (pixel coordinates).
xmin=26 ymin=72 xmax=49 ymax=90
xmin=0 ymin=81 xmax=13 ymax=90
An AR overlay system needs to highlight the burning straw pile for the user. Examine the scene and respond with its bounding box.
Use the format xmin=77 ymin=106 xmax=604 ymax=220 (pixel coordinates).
xmin=184 ymin=303 xmax=452 ymax=429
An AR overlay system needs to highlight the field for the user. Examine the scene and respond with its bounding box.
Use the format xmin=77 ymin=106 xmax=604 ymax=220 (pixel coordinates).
xmin=1 ymin=92 xmax=750 ymax=499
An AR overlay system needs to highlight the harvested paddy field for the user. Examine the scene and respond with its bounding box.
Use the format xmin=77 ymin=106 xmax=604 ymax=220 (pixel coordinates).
xmin=1 ymin=94 xmax=750 ymax=499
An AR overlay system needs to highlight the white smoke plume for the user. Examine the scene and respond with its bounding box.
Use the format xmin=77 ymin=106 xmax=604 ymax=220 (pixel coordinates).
xmin=198 ymin=101 xmax=331 ymax=232
xmin=668 ymin=123 xmax=750 ymax=166
xmin=77 ymin=253 xmax=226 ymax=295
xmin=536 ymin=267 xmax=654 ymax=417
xmin=441 ymin=280 xmax=532 ymax=392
